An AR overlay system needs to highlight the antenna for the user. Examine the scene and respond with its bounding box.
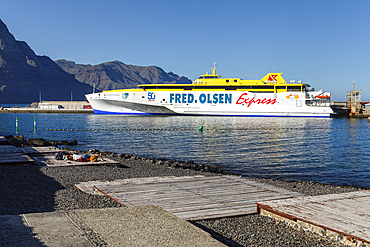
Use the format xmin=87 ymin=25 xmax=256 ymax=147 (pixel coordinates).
xmin=212 ymin=62 xmax=217 ymax=75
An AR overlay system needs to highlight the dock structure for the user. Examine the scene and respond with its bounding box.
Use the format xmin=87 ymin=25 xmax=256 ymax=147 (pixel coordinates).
xmin=0 ymin=101 xmax=93 ymax=113
xmin=0 ymin=145 xmax=59 ymax=155
xmin=0 ymin=153 xmax=35 ymax=165
xmin=257 ymin=191 xmax=370 ymax=246
xmin=75 ymin=175 xmax=304 ymax=221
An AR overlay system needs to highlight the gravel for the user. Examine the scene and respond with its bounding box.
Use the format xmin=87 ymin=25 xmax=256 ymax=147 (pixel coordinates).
xmin=0 ymin=152 xmax=365 ymax=247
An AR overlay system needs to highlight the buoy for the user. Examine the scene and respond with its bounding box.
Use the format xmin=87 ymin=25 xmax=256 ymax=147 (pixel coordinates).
xmin=199 ymin=126 xmax=203 ymax=131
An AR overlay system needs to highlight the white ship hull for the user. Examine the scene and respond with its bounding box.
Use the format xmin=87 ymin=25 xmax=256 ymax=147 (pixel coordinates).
xmin=86 ymin=90 xmax=333 ymax=117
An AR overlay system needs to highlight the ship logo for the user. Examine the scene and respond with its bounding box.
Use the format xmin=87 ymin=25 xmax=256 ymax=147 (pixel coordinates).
xmin=122 ymin=93 xmax=129 ymax=100
xmin=268 ymin=75 xmax=278 ymax=81
xmin=148 ymin=92 xmax=156 ymax=101
xmin=286 ymin=94 xmax=299 ymax=100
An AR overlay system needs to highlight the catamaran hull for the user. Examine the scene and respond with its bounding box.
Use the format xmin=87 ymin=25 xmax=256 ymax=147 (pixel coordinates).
xmin=86 ymin=91 xmax=333 ymax=118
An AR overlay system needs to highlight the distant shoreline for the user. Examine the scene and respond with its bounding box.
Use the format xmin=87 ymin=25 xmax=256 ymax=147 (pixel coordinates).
xmin=0 ymin=108 xmax=93 ymax=114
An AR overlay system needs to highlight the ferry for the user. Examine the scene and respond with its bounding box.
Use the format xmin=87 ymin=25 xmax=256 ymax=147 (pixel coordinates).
xmin=86 ymin=64 xmax=334 ymax=117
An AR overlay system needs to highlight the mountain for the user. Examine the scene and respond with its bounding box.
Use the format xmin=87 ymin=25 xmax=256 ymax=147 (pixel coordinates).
xmin=55 ymin=59 xmax=192 ymax=91
xmin=0 ymin=19 xmax=92 ymax=104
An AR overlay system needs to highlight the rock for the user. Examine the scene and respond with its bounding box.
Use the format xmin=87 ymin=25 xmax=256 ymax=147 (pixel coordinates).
xmin=50 ymin=140 xmax=59 ymax=146
xmin=7 ymin=136 xmax=24 ymax=146
xmin=61 ymin=141 xmax=69 ymax=145
xmin=170 ymin=162 xmax=179 ymax=168
xmin=209 ymin=165 xmax=218 ymax=173
xmin=181 ymin=162 xmax=191 ymax=169
xmin=27 ymin=138 xmax=50 ymax=146
xmin=67 ymin=140 xmax=78 ymax=145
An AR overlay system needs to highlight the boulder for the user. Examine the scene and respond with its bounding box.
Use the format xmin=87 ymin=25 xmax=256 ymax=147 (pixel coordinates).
xmin=7 ymin=135 xmax=25 ymax=146
xmin=27 ymin=138 xmax=50 ymax=146
xmin=50 ymin=140 xmax=59 ymax=146
xmin=67 ymin=140 xmax=78 ymax=145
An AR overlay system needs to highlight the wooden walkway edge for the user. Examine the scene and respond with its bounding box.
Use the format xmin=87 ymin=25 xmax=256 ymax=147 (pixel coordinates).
xmin=257 ymin=191 xmax=370 ymax=246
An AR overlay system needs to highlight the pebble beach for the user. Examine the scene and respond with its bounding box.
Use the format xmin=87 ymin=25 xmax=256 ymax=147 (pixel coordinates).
xmin=1 ymin=148 xmax=365 ymax=247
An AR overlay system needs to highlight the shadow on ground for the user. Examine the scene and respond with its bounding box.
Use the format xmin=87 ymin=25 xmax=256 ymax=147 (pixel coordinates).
xmin=191 ymin=221 xmax=244 ymax=247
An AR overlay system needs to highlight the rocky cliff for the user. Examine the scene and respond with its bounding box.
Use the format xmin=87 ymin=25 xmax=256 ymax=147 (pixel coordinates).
xmin=0 ymin=19 xmax=92 ymax=104
xmin=55 ymin=59 xmax=192 ymax=91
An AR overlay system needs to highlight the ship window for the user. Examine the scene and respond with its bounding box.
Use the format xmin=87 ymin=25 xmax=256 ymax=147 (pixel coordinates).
xmin=234 ymin=79 xmax=237 ymax=82
xmin=287 ymin=86 xmax=301 ymax=92
xmin=226 ymin=80 xmax=229 ymax=82
xmin=225 ymin=87 xmax=237 ymax=90
xmin=251 ymin=86 xmax=274 ymax=89
xmin=276 ymin=86 xmax=286 ymax=89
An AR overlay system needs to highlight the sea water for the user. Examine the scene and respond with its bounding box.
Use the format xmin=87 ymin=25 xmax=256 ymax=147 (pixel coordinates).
xmin=1 ymin=113 xmax=369 ymax=188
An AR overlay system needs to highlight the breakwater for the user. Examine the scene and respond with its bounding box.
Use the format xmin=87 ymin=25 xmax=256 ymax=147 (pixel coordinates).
xmin=0 ymin=108 xmax=93 ymax=113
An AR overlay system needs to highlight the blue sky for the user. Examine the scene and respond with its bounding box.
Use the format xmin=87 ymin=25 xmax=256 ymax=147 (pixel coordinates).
xmin=1 ymin=0 xmax=369 ymax=101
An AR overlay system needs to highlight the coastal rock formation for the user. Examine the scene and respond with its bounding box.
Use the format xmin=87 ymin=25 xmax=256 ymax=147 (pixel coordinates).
xmin=55 ymin=59 xmax=192 ymax=91
xmin=0 ymin=19 xmax=92 ymax=104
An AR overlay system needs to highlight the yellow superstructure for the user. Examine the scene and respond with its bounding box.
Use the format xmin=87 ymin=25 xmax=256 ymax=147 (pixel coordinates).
xmin=106 ymin=64 xmax=309 ymax=93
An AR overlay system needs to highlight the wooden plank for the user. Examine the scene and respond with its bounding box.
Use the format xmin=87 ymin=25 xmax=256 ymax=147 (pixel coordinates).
xmin=32 ymin=155 xmax=119 ymax=167
xmin=257 ymin=190 xmax=370 ymax=244
xmin=0 ymin=145 xmax=24 ymax=154
xmin=0 ymin=145 xmax=59 ymax=154
xmin=87 ymin=175 xmax=304 ymax=221
xmin=0 ymin=153 xmax=34 ymax=165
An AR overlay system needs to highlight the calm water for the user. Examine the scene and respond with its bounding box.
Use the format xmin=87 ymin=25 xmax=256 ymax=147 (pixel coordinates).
xmin=1 ymin=113 xmax=369 ymax=188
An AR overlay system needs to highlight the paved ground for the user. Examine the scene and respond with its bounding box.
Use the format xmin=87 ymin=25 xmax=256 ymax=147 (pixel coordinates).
xmin=0 ymin=206 xmax=226 ymax=247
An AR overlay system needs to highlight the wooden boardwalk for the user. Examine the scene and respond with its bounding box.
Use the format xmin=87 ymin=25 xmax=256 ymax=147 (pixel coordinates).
xmin=76 ymin=175 xmax=304 ymax=221
xmin=0 ymin=145 xmax=59 ymax=165
xmin=0 ymin=153 xmax=34 ymax=165
xmin=0 ymin=145 xmax=59 ymax=155
xmin=257 ymin=191 xmax=370 ymax=246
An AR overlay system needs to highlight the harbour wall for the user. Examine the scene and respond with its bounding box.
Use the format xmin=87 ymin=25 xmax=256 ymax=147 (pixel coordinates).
xmin=0 ymin=101 xmax=93 ymax=113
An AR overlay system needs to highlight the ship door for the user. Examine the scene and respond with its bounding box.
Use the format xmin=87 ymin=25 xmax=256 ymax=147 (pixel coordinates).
xmin=296 ymin=100 xmax=302 ymax=107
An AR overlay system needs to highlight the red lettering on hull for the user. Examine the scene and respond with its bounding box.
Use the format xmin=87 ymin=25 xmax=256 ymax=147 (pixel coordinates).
xmin=236 ymin=93 xmax=277 ymax=107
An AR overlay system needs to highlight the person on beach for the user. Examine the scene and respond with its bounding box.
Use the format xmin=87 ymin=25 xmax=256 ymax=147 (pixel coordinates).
xmin=90 ymin=153 xmax=104 ymax=162
xmin=73 ymin=150 xmax=82 ymax=161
